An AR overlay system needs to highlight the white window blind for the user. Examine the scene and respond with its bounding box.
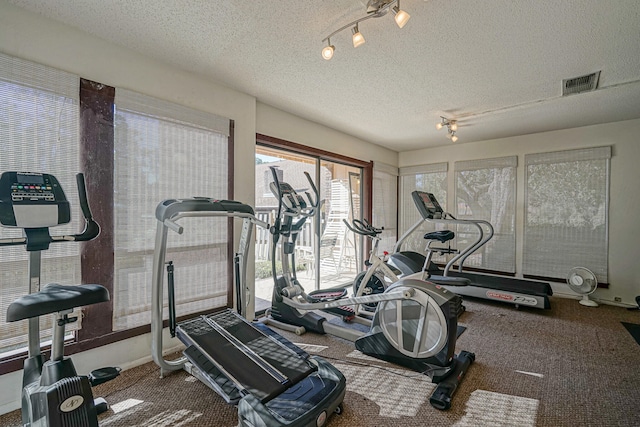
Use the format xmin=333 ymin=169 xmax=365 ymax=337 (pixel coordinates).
xmin=523 ymin=147 xmax=610 ymax=282
xmin=454 ymin=156 xmax=517 ymax=273
xmin=372 ymin=162 xmax=398 ymax=253
xmin=0 ymin=53 xmax=81 ymax=355
xmin=113 ymin=89 xmax=230 ymax=330
xmin=398 ymin=163 xmax=448 ymax=256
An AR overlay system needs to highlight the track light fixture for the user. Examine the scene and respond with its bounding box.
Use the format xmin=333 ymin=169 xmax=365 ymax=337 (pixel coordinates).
xmin=321 ymin=0 xmax=411 ymax=60
xmin=352 ymin=25 xmax=365 ymax=48
xmin=322 ymin=39 xmax=335 ymax=60
xmin=436 ymin=117 xmax=459 ymax=142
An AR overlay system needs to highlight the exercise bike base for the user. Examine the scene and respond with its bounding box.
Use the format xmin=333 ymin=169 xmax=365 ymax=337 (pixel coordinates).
xmin=25 ymin=375 xmax=99 ymax=427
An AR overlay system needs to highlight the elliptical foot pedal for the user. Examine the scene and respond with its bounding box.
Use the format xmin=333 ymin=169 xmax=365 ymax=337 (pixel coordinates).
xmin=429 ymin=351 xmax=475 ymax=410
xmin=307 ymin=289 xmax=348 ymax=302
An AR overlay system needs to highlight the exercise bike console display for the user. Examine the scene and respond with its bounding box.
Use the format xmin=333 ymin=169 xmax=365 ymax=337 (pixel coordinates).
xmin=0 ymin=171 xmax=71 ymax=228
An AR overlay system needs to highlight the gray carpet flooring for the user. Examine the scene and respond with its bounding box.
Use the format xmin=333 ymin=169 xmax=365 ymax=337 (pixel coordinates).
xmin=1 ymin=296 xmax=638 ymax=426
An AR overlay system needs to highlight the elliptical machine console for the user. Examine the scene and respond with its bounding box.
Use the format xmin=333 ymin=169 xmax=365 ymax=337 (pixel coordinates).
xmin=0 ymin=171 xmax=120 ymax=427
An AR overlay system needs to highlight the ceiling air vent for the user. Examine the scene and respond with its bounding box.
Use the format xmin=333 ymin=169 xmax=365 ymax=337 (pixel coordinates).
xmin=562 ymin=71 xmax=600 ymax=96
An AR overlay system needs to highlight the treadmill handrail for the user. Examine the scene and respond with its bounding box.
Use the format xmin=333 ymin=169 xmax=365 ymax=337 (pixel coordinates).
xmin=395 ymin=216 xmax=494 ymax=275
xmin=151 ymin=198 xmax=268 ymax=375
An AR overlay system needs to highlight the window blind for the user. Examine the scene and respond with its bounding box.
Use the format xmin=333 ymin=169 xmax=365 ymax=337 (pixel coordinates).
xmin=372 ymin=162 xmax=398 ymax=253
xmin=454 ymin=156 xmax=517 ymax=273
xmin=0 ymin=53 xmax=81 ymax=355
xmin=398 ymin=163 xmax=448 ymax=256
xmin=113 ymin=89 xmax=230 ymax=330
xmin=523 ymin=147 xmax=610 ymax=282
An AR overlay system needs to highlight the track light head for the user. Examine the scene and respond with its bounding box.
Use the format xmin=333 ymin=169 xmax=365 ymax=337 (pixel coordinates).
xmin=321 ymin=0 xmax=412 ymax=60
xmin=322 ymin=42 xmax=335 ymax=60
xmin=392 ymin=3 xmax=411 ymax=28
xmin=352 ymin=25 xmax=366 ymax=48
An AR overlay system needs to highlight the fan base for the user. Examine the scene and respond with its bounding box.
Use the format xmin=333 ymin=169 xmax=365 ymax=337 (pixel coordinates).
xmin=579 ymin=297 xmax=599 ymax=307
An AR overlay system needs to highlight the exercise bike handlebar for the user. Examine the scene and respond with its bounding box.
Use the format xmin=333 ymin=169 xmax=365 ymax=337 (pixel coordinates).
xmin=0 ymin=173 xmax=100 ymax=247
xmin=343 ymin=218 xmax=382 ymax=237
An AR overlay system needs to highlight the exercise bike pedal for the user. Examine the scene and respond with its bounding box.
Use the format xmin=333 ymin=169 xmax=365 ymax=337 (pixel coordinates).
xmin=94 ymin=397 xmax=109 ymax=415
xmin=89 ymin=366 xmax=121 ymax=386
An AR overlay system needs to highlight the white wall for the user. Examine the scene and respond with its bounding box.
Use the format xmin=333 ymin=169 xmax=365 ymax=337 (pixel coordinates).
xmin=399 ymin=119 xmax=640 ymax=306
xmin=257 ymin=103 xmax=398 ymax=166
xmin=0 ymin=3 xmax=393 ymax=414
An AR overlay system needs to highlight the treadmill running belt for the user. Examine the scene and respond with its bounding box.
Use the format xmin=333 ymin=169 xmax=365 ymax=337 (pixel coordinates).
xmin=181 ymin=311 xmax=314 ymax=403
xmin=190 ymin=330 xmax=286 ymax=402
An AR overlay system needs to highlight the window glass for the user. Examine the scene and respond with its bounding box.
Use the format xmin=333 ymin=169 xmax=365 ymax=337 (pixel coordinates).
xmin=0 ymin=53 xmax=81 ymax=355
xmin=454 ymin=156 xmax=517 ymax=273
xmin=113 ymin=89 xmax=229 ymax=330
xmin=523 ymin=147 xmax=610 ymax=281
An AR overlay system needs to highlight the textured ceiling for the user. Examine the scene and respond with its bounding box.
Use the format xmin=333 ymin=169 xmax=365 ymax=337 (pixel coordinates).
xmin=8 ymin=0 xmax=640 ymax=151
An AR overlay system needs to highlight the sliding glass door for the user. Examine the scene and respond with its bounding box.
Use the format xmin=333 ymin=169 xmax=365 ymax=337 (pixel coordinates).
xmin=318 ymin=161 xmax=361 ymax=288
xmin=255 ymin=142 xmax=365 ymax=310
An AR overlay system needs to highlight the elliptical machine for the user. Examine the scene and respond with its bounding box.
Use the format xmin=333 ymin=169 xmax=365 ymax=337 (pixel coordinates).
xmin=265 ymin=167 xmax=475 ymax=409
xmin=0 ymin=171 xmax=120 ymax=427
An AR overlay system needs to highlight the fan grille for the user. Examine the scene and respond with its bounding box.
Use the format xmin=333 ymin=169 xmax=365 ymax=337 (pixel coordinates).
xmin=566 ymin=267 xmax=597 ymax=294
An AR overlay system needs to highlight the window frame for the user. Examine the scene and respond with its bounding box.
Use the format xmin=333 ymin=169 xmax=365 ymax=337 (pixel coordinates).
xmin=0 ymin=76 xmax=235 ymax=374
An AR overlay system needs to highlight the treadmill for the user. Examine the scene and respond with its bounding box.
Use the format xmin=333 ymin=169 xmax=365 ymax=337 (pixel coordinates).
xmin=395 ymin=191 xmax=553 ymax=309
xmin=150 ymin=197 xmax=346 ymax=427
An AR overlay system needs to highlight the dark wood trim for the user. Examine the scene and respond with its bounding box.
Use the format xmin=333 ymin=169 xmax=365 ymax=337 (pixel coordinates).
xmin=362 ymin=161 xmax=374 ymax=256
xmin=79 ymin=78 xmax=115 ymax=340
xmin=256 ymin=134 xmax=370 ymax=168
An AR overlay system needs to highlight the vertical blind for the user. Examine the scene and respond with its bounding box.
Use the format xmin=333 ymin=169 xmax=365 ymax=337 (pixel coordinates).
xmin=113 ymin=89 xmax=230 ymax=330
xmin=372 ymin=162 xmax=398 ymax=253
xmin=454 ymin=156 xmax=517 ymax=273
xmin=398 ymin=163 xmax=448 ymax=256
xmin=523 ymin=147 xmax=610 ymax=282
xmin=0 ymin=53 xmax=81 ymax=354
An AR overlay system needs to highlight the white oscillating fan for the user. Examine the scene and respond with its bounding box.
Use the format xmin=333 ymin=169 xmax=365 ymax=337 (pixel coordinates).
xmin=566 ymin=267 xmax=598 ymax=307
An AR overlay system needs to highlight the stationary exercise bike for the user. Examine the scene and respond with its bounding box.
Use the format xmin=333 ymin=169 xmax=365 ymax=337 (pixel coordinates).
xmin=0 ymin=171 xmax=120 ymax=427
xmin=264 ymin=167 xmax=475 ymax=409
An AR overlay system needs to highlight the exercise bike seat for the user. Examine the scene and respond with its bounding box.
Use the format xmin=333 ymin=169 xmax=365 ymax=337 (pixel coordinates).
xmin=7 ymin=283 xmax=109 ymax=322
xmin=423 ymin=230 xmax=455 ymax=243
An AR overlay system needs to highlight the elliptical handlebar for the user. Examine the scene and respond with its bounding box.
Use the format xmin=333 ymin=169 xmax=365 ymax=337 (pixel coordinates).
xmin=303 ymin=171 xmax=319 ymax=210
xmin=269 ymin=166 xmax=317 ymax=220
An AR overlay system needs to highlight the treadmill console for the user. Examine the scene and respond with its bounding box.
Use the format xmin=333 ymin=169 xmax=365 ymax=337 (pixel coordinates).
xmin=411 ymin=191 xmax=444 ymax=220
xmin=0 ymin=172 xmax=71 ymax=228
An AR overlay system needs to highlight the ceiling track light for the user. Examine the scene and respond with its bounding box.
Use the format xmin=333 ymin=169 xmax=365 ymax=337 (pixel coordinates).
xmin=436 ymin=116 xmax=459 ymax=142
xmin=352 ymin=25 xmax=365 ymax=48
xmin=321 ymin=0 xmax=411 ymax=60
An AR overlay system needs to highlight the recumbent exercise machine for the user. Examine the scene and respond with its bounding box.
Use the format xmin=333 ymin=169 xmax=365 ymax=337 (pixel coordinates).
xmin=150 ymin=197 xmax=346 ymax=427
xmin=0 ymin=171 xmax=120 ymax=427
